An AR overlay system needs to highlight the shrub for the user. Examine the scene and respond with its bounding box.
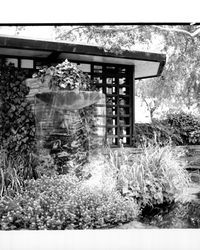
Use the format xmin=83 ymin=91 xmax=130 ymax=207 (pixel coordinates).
xmin=134 ymin=112 xmax=200 ymax=147
xmin=164 ymin=112 xmax=200 ymax=145
xmin=104 ymin=145 xmax=190 ymax=208
xmin=134 ymin=121 xmax=182 ymax=147
xmin=0 ymin=175 xmax=139 ymax=230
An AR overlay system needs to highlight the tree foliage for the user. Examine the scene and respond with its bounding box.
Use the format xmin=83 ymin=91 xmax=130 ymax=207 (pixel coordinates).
xmin=54 ymin=24 xmax=200 ymax=116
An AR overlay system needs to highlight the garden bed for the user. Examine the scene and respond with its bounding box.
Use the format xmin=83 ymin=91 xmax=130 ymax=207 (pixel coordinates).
xmin=0 ymin=144 xmax=192 ymax=230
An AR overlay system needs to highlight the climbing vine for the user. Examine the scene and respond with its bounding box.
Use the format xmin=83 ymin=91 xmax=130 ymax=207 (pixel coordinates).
xmin=0 ymin=63 xmax=36 ymax=155
xmin=0 ymin=62 xmax=37 ymax=184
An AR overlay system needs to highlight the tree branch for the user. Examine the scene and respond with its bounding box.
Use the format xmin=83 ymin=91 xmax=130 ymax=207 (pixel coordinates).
xmin=89 ymin=26 xmax=139 ymax=32
xmin=59 ymin=25 xmax=200 ymax=38
xmin=153 ymin=25 xmax=200 ymax=38
xmin=56 ymin=25 xmax=139 ymax=38
xmin=56 ymin=26 xmax=88 ymax=38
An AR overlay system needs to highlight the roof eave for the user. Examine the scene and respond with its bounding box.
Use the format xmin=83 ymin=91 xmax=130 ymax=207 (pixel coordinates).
xmin=0 ymin=35 xmax=166 ymax=63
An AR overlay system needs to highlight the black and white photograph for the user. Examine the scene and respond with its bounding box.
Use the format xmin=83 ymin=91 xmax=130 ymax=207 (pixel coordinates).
xmin=0 ymin=1 xmax=200 ymax=249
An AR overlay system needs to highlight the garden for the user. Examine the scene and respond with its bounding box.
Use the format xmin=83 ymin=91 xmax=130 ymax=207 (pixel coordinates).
xmin=1 ymin=57 xmax=200 ymax=230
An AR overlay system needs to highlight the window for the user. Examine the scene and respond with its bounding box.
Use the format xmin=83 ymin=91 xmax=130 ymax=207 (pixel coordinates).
xmin=21 ymin=59 xmax=34 ymax=69
xmin=5 ymin=58 xmax=18 ymax=67
xmin=77 ymin=63 xmax=91 ymax=73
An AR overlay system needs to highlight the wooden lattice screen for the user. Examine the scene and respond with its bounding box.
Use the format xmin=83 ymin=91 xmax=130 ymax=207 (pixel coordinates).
xmin=91 ymin=64 xmax=134 ymax=147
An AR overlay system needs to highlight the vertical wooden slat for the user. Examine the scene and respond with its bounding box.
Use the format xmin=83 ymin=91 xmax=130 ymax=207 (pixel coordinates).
xmin=131 ymin=65 xmax=135 ymax=147
xmin=116 ymin=73 xmax=120 ymax=146
xmin=18 ymin=58 xmax=21 ymax=69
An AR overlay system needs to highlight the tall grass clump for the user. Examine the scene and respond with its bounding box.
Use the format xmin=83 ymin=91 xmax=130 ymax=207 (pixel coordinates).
xmin=0 ymin=147 xmax=40 ymax=198
xmin=104 ymin=144 xmax=191 ymax=208
xmin=0 ymin=148 xmax=25 ymax=198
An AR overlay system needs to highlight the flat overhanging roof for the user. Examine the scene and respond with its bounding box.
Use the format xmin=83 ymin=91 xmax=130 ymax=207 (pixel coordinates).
xmin=0 ymin=35 xmax=166 ymax=79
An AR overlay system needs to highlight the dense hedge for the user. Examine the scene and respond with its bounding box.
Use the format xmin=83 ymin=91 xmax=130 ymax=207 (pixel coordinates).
xmin=134 ymin=112 xmax=200 ymax=147
xmin=165 ymin=112 xmax=200 ymax=145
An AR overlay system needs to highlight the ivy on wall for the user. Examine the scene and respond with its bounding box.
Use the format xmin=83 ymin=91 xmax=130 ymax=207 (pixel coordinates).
xmin=0 ymin=63 xmax=37 ymax=180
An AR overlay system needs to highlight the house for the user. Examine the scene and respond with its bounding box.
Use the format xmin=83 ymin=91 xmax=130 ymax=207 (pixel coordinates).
xmin=0 ymin=35 xmax=166 ymax=147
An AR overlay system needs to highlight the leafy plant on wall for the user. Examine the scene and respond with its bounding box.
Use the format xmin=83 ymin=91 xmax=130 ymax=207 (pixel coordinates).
xmin=36 ymin=59 xmax=94 ymax=91
xmin=0 ymin=62 xmax=37 ymax=186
